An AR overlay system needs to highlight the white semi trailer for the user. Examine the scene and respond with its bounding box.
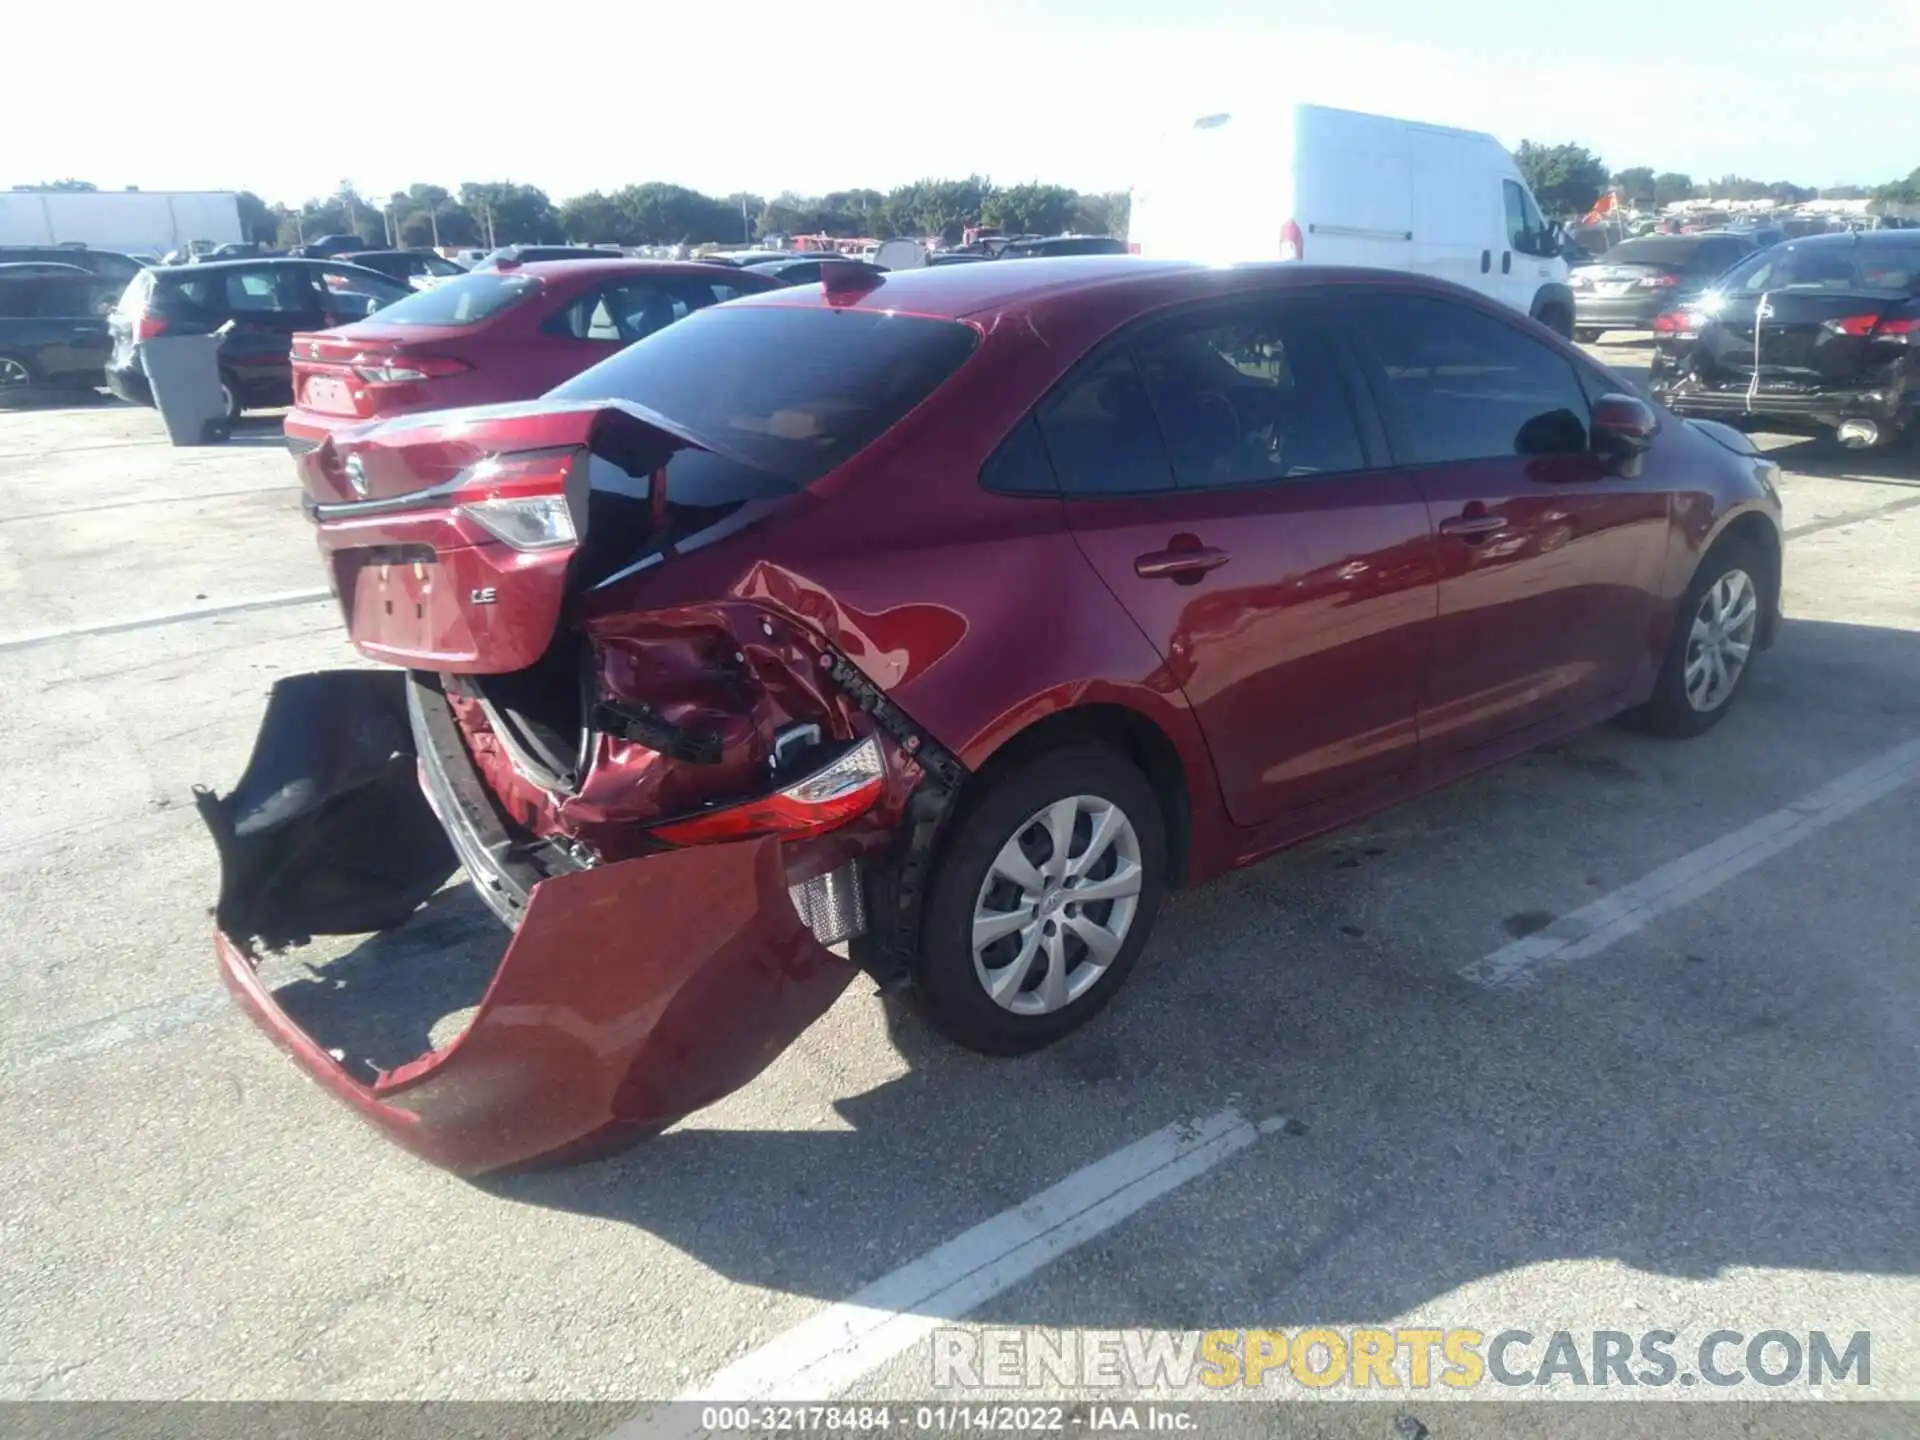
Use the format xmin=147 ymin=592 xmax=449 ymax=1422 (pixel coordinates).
xmin=0 ymin=190 xmax=244 ymax=255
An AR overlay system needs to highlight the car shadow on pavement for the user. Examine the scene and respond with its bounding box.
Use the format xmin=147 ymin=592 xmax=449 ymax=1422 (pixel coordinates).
xmin=448 ymin=620 xmax=1918 ymax=1325
xmin=264 ymin=886 xmax=504 ymax=1083
xmin=1760 ymin=435 xmax=1919 ymax=487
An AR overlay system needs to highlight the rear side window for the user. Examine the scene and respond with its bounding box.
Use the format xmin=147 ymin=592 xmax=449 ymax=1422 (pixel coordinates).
xmin=1130 ymin=307 xmax=1366 ymax=486
xmin=359 ymin=272 xmax=539 ymax=326
xmin=1032 ymin=348 xmax=1173 ymax=495
xmin=550 ymin=304 xmax=980 ymax=486
xmin=1602 ymin=238 xmax=1703 ymax=267
xmin=1691 ymin=239 xmax=1751 ymax=274
xmin=223 ymin=268 xmax=306 ymax=313
xmin=542 ymin=278 xmax=720 ymax=343
xmin=1346 ymin=292 xmax=1591 ymax=464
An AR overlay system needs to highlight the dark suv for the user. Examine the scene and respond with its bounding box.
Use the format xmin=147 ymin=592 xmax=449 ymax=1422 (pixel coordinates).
xmin=0 ymin=271 xmax=119 ymax=399
xmin=0 ymin=246 xmax=146 ymax=284
xmin=105 ymin=258 xmax=411 ymax=421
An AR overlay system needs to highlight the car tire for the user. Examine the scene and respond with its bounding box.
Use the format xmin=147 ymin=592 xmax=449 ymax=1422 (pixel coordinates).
xmin=914 ymin=744 xmax=1167 ymax=1055
xmin=0 ymin=352 xmax=37 ymax=406
xmin=220 ymin=372 xmax=243 ymax=425
xmin=1621 ymin=537 xmax=1767 ymax=739
xmin=1575 ymin=327 xmax=1603 ymax=343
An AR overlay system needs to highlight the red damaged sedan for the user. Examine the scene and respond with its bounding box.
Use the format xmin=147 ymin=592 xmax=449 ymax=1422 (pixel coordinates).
xmin=201 ymin=258 xmax=1785 ymax=1173
xmin=282 ymin=259 xmax=779 ymax=454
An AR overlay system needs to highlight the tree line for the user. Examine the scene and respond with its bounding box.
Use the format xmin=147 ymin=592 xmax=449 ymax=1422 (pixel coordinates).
xmin=246 ymin=178 xmax=1132 ymax=250
xmin=1510 ymin=143 xmax=1920 ymax=218
xmin=20 ymin=160 xmax=1919 ymax=248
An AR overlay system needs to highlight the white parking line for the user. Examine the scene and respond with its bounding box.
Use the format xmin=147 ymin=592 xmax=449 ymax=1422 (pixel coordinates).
xmin=620 ymin=1108 xmax=1283 ymax=1437
xmin=1462 ymin=736 xmax=1920 ymax=987
xmin=0 ymin=588 xmax=331 ymax=654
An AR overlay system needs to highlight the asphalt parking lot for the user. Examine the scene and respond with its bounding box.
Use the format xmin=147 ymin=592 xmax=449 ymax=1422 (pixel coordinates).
xmin=2 ymin=335 xmax=1917 ymax=1415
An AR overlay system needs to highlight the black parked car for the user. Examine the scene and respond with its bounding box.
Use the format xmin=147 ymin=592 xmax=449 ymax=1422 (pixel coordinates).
xmin=104 ymin=258 xmax=411 ymax=422
xmin=0 ymin=271 xmax=117 ymax=400
xmin=1569 ymin=233 xmax=1757 ymax=340
xmin=997 ymin=234 xmax=1131 ymax=259
xmin=743 ymin=255 xmax=889 ymax=286
xmin=293 ymin=235 xmax=369 ymax=259
xmin=1651 ymin=231 xmax=1920 ymax=451
xmin=345 ymin=249 xmax=469 ymax=286
xmin=0 ymin=245 xmax=146 ymax=283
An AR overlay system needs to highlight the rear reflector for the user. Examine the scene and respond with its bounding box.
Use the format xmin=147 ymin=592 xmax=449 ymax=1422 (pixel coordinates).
xmin=650 ymin=737 xmax=885 ymax=845
xmin=1653 ymin=310 xmax=1706 ymax=335
xmin=135 ymin=315 xmax=169 ymax=341
xmin=788 ymin=860 xmax=868 ymax=946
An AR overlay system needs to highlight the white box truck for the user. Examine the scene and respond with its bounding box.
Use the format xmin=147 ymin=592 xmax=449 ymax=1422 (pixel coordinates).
xmin=1128 ymin=104 xmax=1575 ymax=336
xmin=0 ymin=191 xmax=243 ymax=257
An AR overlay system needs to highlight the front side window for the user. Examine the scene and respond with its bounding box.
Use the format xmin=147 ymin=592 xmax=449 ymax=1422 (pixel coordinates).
xmin=1720 ymin=242 xmax=1920 ymax=295
xmin=1346 ymin=291 xmax=1592 ymax=464
xmin=1128 ymin=305 xmax=1367 ymax=487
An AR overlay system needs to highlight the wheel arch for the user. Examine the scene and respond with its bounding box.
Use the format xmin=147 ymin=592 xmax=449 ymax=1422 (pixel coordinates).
xmin=1700 ymin=506 xmax=1784 ymax=646
xmin=1531 ymin=282 xmax=1575 ymax=337
xmin=955 ymin=697 xmax=1201 ymax=893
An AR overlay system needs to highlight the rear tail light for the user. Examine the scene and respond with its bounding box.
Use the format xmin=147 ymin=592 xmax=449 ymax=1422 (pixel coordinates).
xmin=1653 ymin=310 xmax=1707 ymax=335
xmin=1126 ymin=241 xmax=1142 ymax=255
xmin=1824 ymin=314 xmax=1920 ymax=340
xmin=1637 ymin=273 xmax=1681 ymax=288
xmin=649 ymin=736 xmax=886 ymax=845
xmin=134 ymin=314 xmax=170 ymax=340
xmin=450 ymin=447 xmax=584 ymax=551
xmin=350 ymin=354 xmax=470 ymax=383
xmin=1279 ymin=219 xmax=1304 ymax=262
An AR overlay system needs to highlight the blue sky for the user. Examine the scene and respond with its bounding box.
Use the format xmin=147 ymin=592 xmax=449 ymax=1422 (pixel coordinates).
xmin=8 ymin=0 xmax=1915 ymax=204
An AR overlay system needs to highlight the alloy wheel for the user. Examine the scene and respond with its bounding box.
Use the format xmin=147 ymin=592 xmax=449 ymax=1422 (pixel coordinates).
xmin=1685 ymin=567 xmax=1759 ymax=712
xmin=971 ymin=794 xmax=1144 ymax=1016
xmin=0 ymin=357 xmax=30 ymax=388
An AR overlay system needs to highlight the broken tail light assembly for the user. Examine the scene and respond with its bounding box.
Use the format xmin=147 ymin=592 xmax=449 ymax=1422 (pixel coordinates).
xmin=645 ymin=735 xmax=890 ymax=948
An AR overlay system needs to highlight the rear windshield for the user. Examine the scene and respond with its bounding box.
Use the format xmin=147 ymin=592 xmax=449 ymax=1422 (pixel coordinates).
xmin=1719 ymin=242 xmax=1920 ymax=295
xmin=549 ymin=304 xmax=982 ymax=484
xmin=358 ymin=272 xmax=540 ymax=326
xmin=1600 ymin=238 xmax=1704 ymax=266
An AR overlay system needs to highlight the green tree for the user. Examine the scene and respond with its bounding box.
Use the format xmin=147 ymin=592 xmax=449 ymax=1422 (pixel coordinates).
xmin=1513 ymin=141 xmax=1610 ymax=217
xmin=1875 ymin=168 xmax=1920 ymax=205
xmin=558 ymin=191 xmax=629 ymax=244
xmin=1708 ymin=174 xmax=1768 ymax=201
xmin=1766 ymin=180 xmax=1814 ymax=205
xmin=614 ymin=183 xmax=735 ymax=244
xmin=15 ymin=178 xmax=97 ymax=192
xmin=1821 ymin=183 xmax=1871 ymax=200
xmin=458 ymin=183 xmax=559 ymax=246
xmin=1611 ymin=167 xmax=1656 ymax=207
xmin=1653 ymin=172 xmax=1696 ymax=206
xmin=1071 ymin=190 xmax=1131 ymax=238
xmin=981 ymin=182 xmax=1077 ymax=236
xmin=882 ymin=175 xmax=990 ymax=243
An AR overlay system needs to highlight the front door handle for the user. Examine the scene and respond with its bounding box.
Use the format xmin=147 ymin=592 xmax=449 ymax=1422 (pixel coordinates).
xmin=1438 ymin=511 xmax=1507 ymax=539
xmin=1135 ymin=545 xmax=1231 ymax=582
xmin=1501 ymin=251 xmax=1512 ymax=275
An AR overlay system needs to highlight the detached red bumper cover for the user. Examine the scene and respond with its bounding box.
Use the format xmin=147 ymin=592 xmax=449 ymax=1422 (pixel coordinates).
xmin=199 ymin=671 xmax=856 ymax=1175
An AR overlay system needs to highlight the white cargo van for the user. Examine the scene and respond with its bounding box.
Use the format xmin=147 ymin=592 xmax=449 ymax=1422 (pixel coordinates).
xmin=1129 ymin=104 xmax=1574 ymax=336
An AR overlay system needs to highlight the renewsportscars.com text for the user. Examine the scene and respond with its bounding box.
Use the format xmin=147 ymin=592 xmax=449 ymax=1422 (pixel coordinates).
xmin=931 ymin=1328 xmax=1872 ymax=1392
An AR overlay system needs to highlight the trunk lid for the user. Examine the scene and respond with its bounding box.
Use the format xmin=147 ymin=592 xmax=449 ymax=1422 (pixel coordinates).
xmin=1582 ymin=262 xmax=1688 ymax=298
xmin=290 ymin=322 xmax=478 ymax=421
xmin=301 ymin=400 xmax=784 ymax=675
xmin=1699 ymin=290 xmax=1919 ymax=387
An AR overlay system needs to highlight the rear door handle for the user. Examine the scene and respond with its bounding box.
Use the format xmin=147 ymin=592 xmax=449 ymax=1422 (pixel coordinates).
xmin=1501 ymin=251 xmax=1513 ymax=274
xmin=1135 ymin=545 xmax=1231 ymax=581
xmin=1480 ymin=250 xmax=1492 ymax=274
xmin=1438 ymin=512 xmax=1507 ymax=539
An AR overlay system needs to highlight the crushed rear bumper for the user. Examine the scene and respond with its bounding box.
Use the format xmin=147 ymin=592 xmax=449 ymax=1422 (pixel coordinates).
xmin=199 ymin=670 xmax=858 ymax=1175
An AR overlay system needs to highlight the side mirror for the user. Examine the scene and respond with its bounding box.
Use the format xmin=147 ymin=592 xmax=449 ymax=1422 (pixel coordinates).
xmin=1592 ymin=393 xmax=1659 ymax=455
